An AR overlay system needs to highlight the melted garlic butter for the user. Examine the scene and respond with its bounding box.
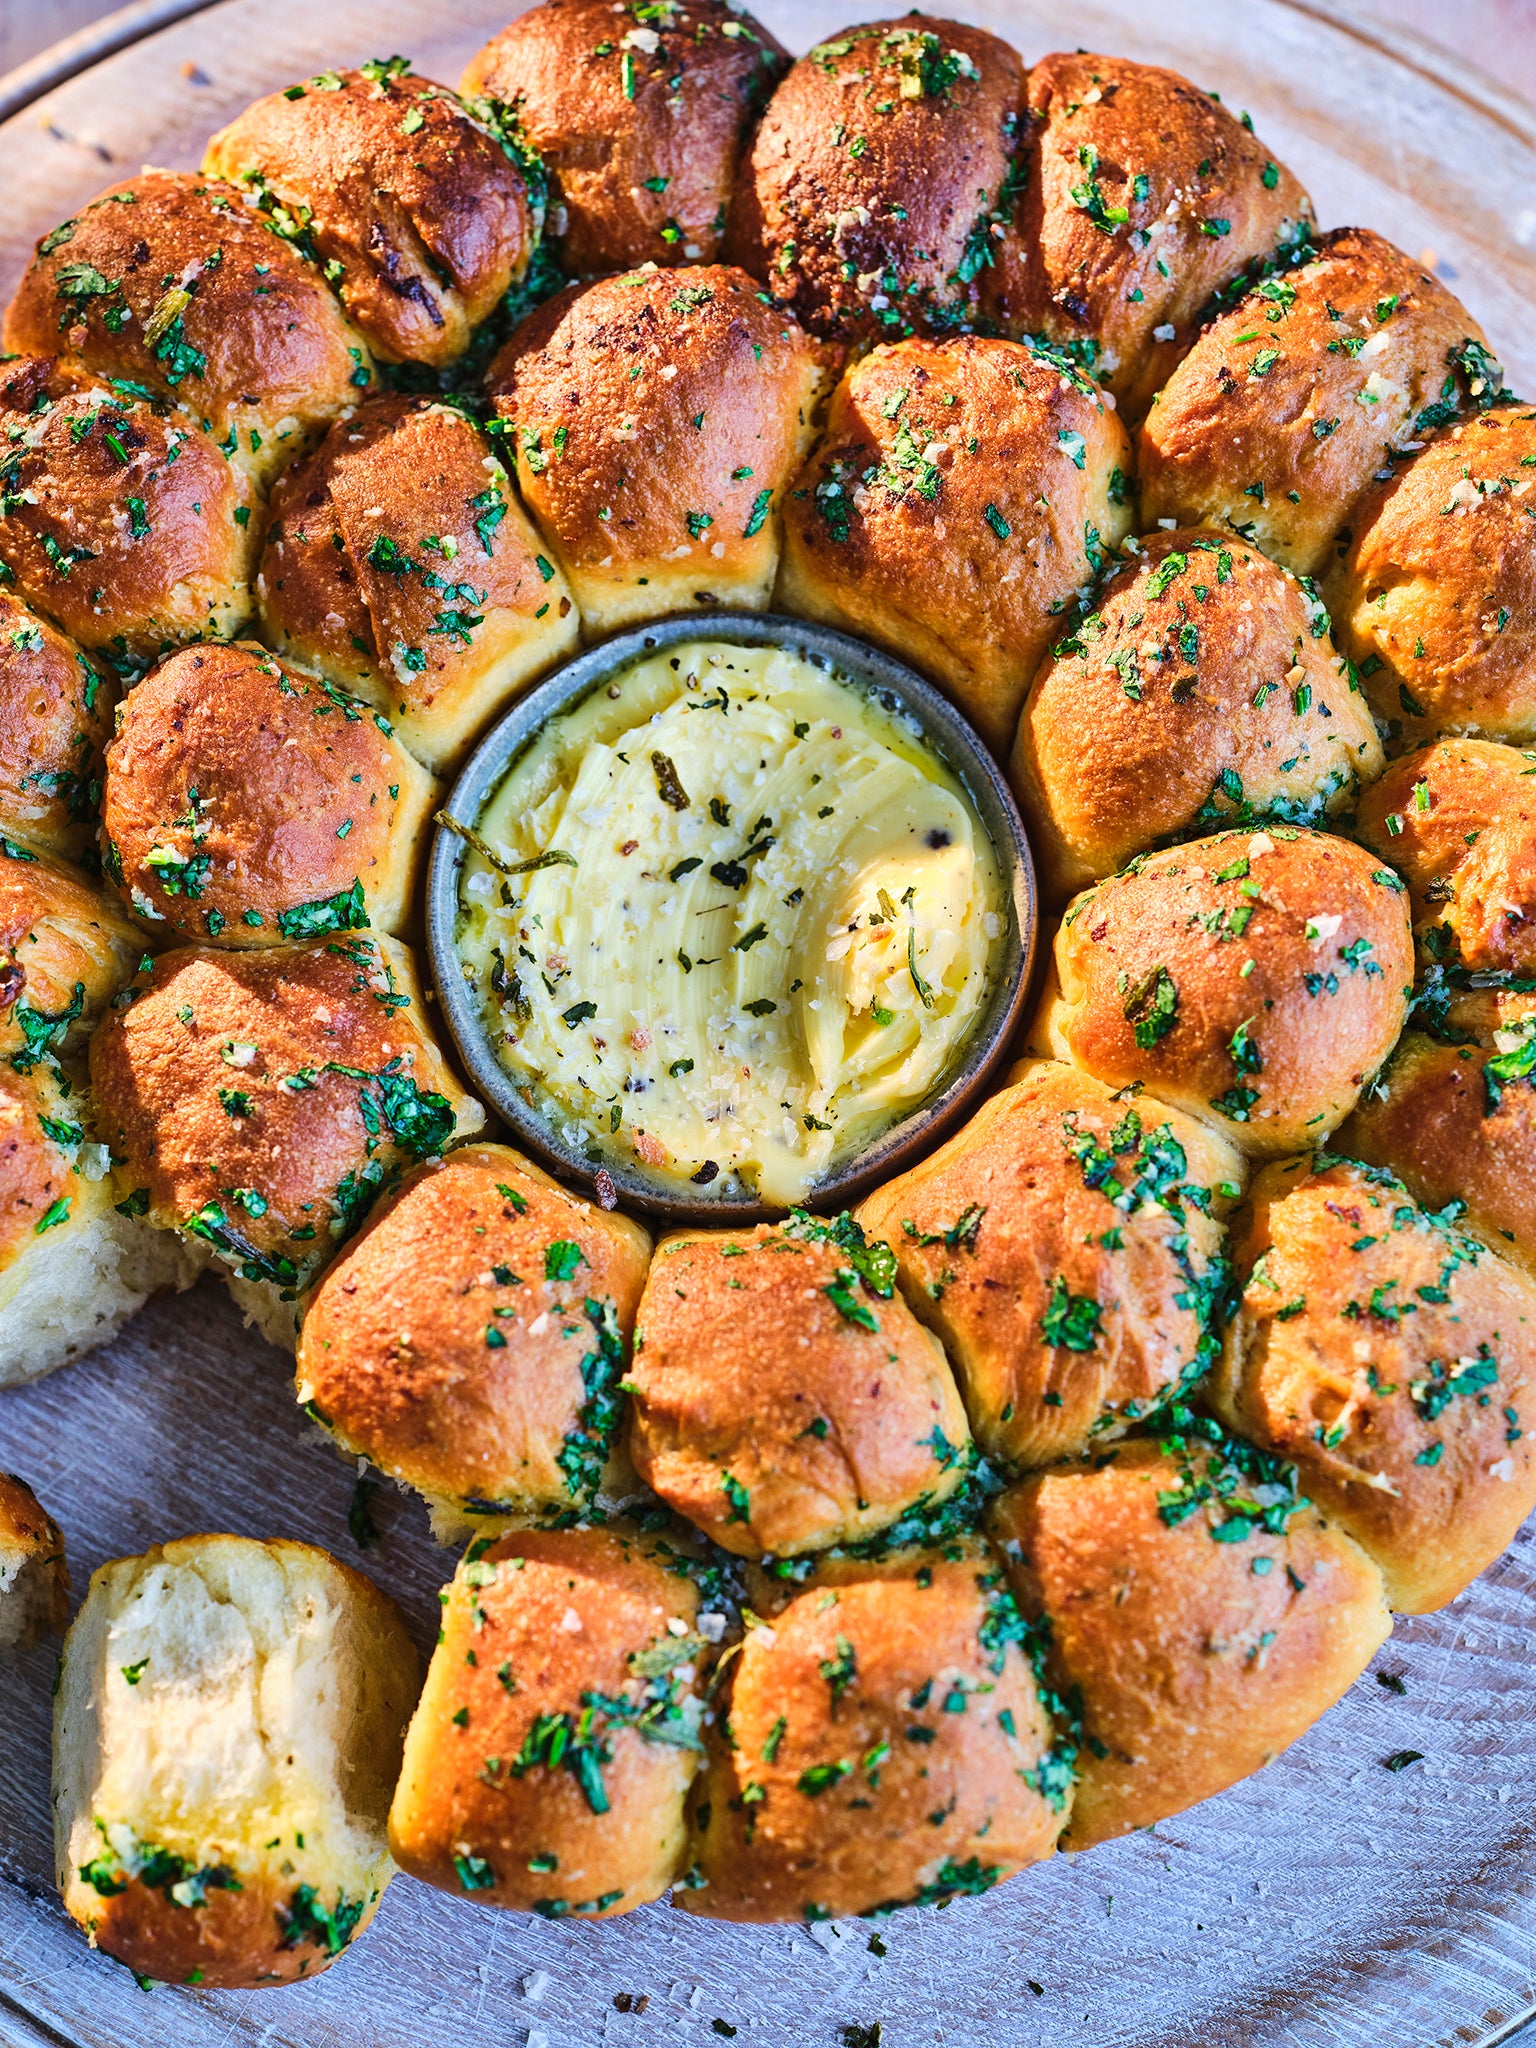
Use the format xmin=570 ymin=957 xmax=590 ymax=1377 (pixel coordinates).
xmin=456 ymin=640 xmax=1006 ymax=1204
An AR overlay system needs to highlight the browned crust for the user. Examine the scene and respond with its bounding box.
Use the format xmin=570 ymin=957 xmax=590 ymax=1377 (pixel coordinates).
xmin=0 ymin=1470 xmax=65 ymax=1556
xmin=679 ymin=1537 xmax=1061 ymax=1921
xmin=987 ymin=52 xmax=1312 ymax=421
xmin=1325 ymin=405 xmax=1536 ymax=743
xmin=256 ymin=396 xmax=578 ymax=769
xmin=1047 ymin=827 xmax=1413 ymax=1155
xmin=463 ymin=0 xmax=786 ymax=274
xmin=0 ymin=841 xmax=143 ymax=1071
xmin=489 ymin=266 xmax=820 ymax=626
xmin=855 ymin=1059 xmax=1238 ymax=1470
xmin=297 ymin=1143 xmax=651 ymax=1512
xmin=71 ymin=1870 xmax=385 ymax=1991
xmin=1213 ymin=1154 xmax=1536 ymax=1613
xmin=1353 ymin=739 xmax=1536 ymax=975
xmin=0 ymin=594 xmax=113 ymax=864
xmin=1344 ymin=1031 xmax=1536 ymax=1277
xmin=725 ymin=16 xmax=1025 ymax=354
xmin=987 ymin=1440 xmax=1390 ymax=1848
xmin=87 ymin=935 xmax=482 ymax=1290
xmin=777 ymin=335 xmax=1131 ymax=754
xmin=388 ymin=1522 xmax=703 ymax=1917
xmin=205 ymin=71 xmax=533 ymax=368
xmin=1012 ymin=529 xmax=1384 ymax=901
xmin=3 ymin=171 xmax=367 ymax=473
xmin=1138 ymin=228 xmax=1496 ymax=577
xmin=0 ymin=1470 xmax=69 ymax=1642
xmin=101 ymin=641 xmax=436 ymax=947
xmin=0 ymin=1075 xmax=86 ymax=1290
xmin=628 ymin=1219 xmax=969 ymax=1558
xmin=0 ymin=357 xmax=253 ymax=658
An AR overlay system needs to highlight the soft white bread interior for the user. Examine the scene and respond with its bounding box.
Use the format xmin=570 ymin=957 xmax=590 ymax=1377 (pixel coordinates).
xmin=0 ymin=1069 xmax=203 ymax=1389
xmin=54 ymin=1533 xmax=419 ymax=1989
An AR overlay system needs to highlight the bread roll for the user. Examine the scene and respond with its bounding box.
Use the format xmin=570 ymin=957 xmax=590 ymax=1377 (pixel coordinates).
xmin=101 ymin=641 xmax=436 ymax=947
xmin=1344 ymin=1029 xmax=1536 ymax=1277
xmin=1213 ymin=1152 xmax=1536 ymax=1612
xmin=55 ymin=1533 xmax=418 ymax=1988
xmin=389 ymin=1522 xmax=707 ymax=1918
xmin=727 ymin=16 xmax=1025 ymax=355
xmin=4 ymin=172 xmax=368 ymax=482
xmin=987 ymin=1431 xmax=1390 ymax=1848
xmin=0 ymin=1473 xmax=68 ymax=1649
xmin=856 ymin=1059 xmax=1240 ymax=1469
xmin=1353 ymin=739 xmax=1536 ymax=977
xmin=1139 ymin=228 xmax=1501 ymax=576
xmin=0 ymin=356 xmax=253 ymax=663
xmin=205 ymin=65 xmax=538 ymax=370
xmin=489 ymin=266 xmax=820 ymax=630
xmin=988 ymin=53 xmax=1312 ymax=422
xmin=1326 ymin=405 xmax=1536 ymax=742
xmin=0 ymin=1061 xmax=199 ymax=1387
xmin=88 ymin=935 xmax=483 ymax=1347
xmin=0 ymin=595 xmax=113 ymax=864
xmin=679 ymin=1537 xmax=1063 ymax=1921
xmin=0 ymin=840 xmax=143 ymax=1078
xmin=1012 ymin=529 xmax=1383 ymax=899
xmin=627 ymin=1213 xmax=970 ymax=1558
xmin=462 ymin=0 xmax=786 ymax=275
xmin=777 ymin=335 xmax=1132 ymax=753
xmin=256 ymin=396 xmax=578 ymax=771
xmin=297 ymin=1143 xmax=651 ymax=1537
xmin=1039 ymin=828 xmax=1413 ymax=1155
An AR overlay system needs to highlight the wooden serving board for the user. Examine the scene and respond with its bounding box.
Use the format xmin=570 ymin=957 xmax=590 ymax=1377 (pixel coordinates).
xmin=0 ymin=5 xmax=1534 ymax=2046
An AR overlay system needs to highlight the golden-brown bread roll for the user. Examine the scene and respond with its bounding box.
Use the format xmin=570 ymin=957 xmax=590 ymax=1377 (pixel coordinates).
xmin=296 ymin=1143 xmax=651 ymax=1536
xmin=256 ymin=395 xmax=578 ymax=771
xmin=1327 ymin=404 xmax=1536 ymax=745
xmin=462 ymin=0 xmax=786 ymax=275
xmin=204 ymin=65 xmax=538 ymax=369
xmin=1344 ymin=1029 xmax=1536 ymax=1277
xmin=855 ymin=1058 xmax=1241 ymax=1469
xmin=1139 ymin=228 xmax=1502 ymax=577
xmin=727 ymin=16 xmax=1026 ymax=356
xmin=987 ymin=53 xmax=1313 ymax=423
xmin=1038 ymin=827 xmax=1413 ymax=1155
xmin=88 ymin=935 xmax=483 ymax=1346
xmin=489 ymin=266 xmax=820 ymax=630
xmin=0 ymin=1472 xmax=69 ymax=1649
xmin=0 ymin=839 xmax=142 ymax=1076
xmin=1213 ymin=1152 xmax=1536 ymax=1612
xmin=101 ymin=641 xmax=436 ymax=947
xmin=627 ymin=1213 xmax=970 ymax=1559
xmin=1353 ymin=739 xmax=1536 ymax=976
xmin=777 ymin=335 xmax=1132 ymax=753
xmin=4 ymin=172 xmax=369 ymax=481
xmin=1012 ymin=529 xmax=1384 ymax=900
xmin=679 ymin=1536 xmax=1064 ymax=1921
xmin=55 ymin=1533 xmax=418 ymax=1988
xmin=389 ymin=1522 xmax=707 ymax=1918
xmin=0 ymin=595 xmax=113 ymax=864
xmin=0 ymin=1061 xmax=199 ymax=1387
xmin=0 ymin=357 xmax=253 ymax=662
xmin=986 ymin=1430 xmax=1390 ymax=1849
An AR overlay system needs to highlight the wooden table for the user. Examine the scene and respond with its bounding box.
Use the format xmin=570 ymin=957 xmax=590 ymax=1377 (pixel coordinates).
xmin=3 ymin=0 xmax=1535 ymax=110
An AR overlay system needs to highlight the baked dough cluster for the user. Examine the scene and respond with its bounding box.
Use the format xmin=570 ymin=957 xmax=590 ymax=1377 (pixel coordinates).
xmin=5 ymin=0 xmax=1533 ymax=1987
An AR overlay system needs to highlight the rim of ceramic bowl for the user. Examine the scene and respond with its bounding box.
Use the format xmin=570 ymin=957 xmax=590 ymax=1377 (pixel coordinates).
xmin=426 ymin=610 xmax=1037 ymax=1222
